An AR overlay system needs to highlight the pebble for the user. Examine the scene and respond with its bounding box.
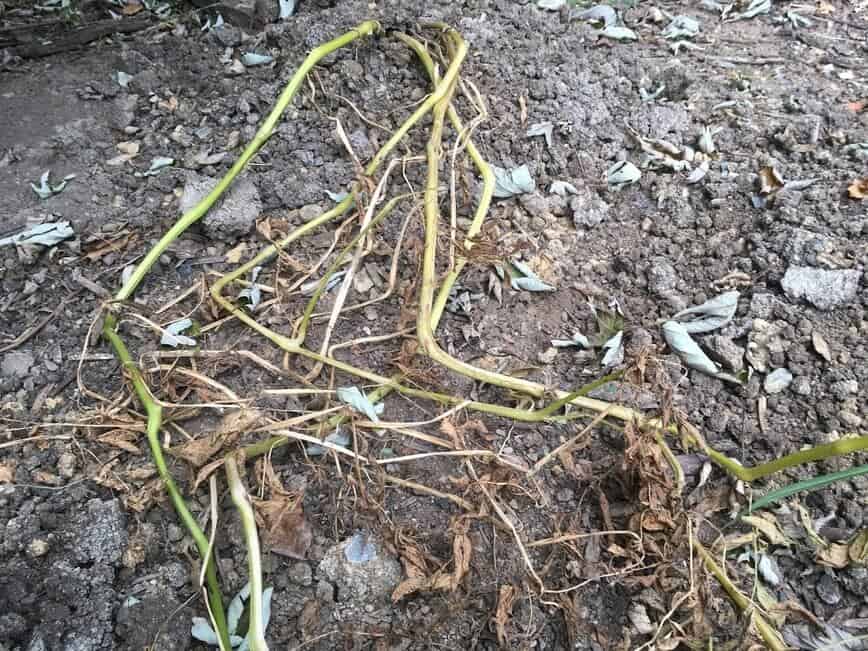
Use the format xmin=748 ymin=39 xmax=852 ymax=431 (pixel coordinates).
xmin=1 ymin=351 xmax=34 ymax=378
xmin=288 ymin=562 xmax=313 ymax=586
xmin=816 ymin=572 xmax=842 ymax=606
xmin=56 ymin=452 xmax=77 ymax=479
xmin=764 ymin=368 xmax=793 ymax=394
xmin=556 ymin=488 xmax=575 ymax=503
xmin=781 ymin=266 xmax=861 ymax=311
xmin=839 ymin=410 xmax=864 ymax=429
xmin=180 ymin=172 xmax=261 ymax=241
xmin=299 ymin=204 xmax=324 ymax=222
xmin=790 ymin=376 xmax=812 ymax=396
xmin=27 ymin=539 xmax=49 ymax=558
xmin=705 ymin=335 xmax=745 ymax=373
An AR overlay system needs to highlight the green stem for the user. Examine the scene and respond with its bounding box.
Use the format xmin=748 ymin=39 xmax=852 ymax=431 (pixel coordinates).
xmin=102 ymin=313 xmax=231 ymax=648
xmin=117 ymin=21 xmax=380 ymax=302
xmin=224 ymin=456 xmax=268 ymax=651
xmin=692 ymin=539 xmax=786 ymax=651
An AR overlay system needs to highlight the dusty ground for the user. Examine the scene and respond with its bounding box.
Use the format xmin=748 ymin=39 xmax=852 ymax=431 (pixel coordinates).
xmin=1 ymin=0 xmax=867 ymax=649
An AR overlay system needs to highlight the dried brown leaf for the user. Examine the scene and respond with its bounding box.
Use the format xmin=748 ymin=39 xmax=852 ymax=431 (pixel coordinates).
xmin=742 ymin=514 xmax=793 ymax=547
xmin=124 ymin=478 xmax=163 ymax=512
xmin=97 ymin=429 xmax=141 ymax=454
xmin=193 ymin=457 xmax=226 ymax=491
xmin=392 ymin=576 xmax=429 ymax=602
xmin=758 ymin=166 xmax=784 ymax=195
xmin=0 ymin=463 xmax=13 ymax=483
xmin=169 ymin=409 xmax=261 ymax=467
xmin=494 ymin=585 xmax=518 ymax=647
xmin=254 ymin=497 xmax=312 ymax=560
xmin=817 ymin=542 xmax=850 ymax=569
xmin=848 ymin=177 xmax=868 ymax=200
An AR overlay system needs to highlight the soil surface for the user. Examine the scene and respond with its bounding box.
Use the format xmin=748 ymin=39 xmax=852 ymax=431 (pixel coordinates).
xmin=1 ymin=0 xmax=867 ymax=649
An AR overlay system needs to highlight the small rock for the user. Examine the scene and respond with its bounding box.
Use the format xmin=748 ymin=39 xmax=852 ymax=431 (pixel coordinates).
xmin=56 ymin=452 xmax=77 ymax=479
xmin=556 ymin=488 xmax=575 ymax=503
xmin=348 ymin=128 xmax=374 ymax=161
xmin=647 ymin=257 xmax=679 ymax=296
xmin=791 ymin=376 xmax=812 ymax=396
xmin=180 ymin=172 xmax=262 ymax=241
xmin=318 ymin=533 xmax=401 ymax=606
xmin=839 ymin=410 xmax=863 ymax=429
xmin=570 ymin=188 xmax=610 ymax=228
xmin=2 ymin=351 xmax=34 ymax=378
xmin=519 ymin=192 xmax=550 ymax=220
xmin=364 ymin=306 xmax=378 ymax=321
xmin=829 ymin=380 xmax=859 ymax=400
xmin=299 ymin=204 xmax=324 ymax=222
xmin=812 ymin=331 xmax=833 ymax=362
xmin=705 ymin=335 xmax=745 ymax=373
xmin=353 ymin=269 xmax=374 ymax=294
xmin=764 ymin=368 xmax=793 ymax=394
xmin=781 ymin=266 xmax=861 ymax=311
xmin=538 ymin=347 xmax=559 ymax=365
xmin=288 ymin=562 xmax=313 ymax=586
xmin=746 ymin=319 xmax=786 ymax=373
xmin=166 ymin=524 xmax=184 ymax=543
xmin=816 ymin=572 xmax=842 ymax=606
xmin=72 ymin=499 xmax=127 ymax=565
xmin=212 ymin=25 xmax=242 ymax=47
xmin=27 ymin=538 xmax=49 ymax=558
xmin=110 ymin=94 xmax=138 ymax=130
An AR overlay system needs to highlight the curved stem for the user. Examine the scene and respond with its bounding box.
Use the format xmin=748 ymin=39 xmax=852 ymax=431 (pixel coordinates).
xmin=224 ymin=455 xmax=268 ymax=651
xmin=102 ymin=313 xmax=231 ymax=648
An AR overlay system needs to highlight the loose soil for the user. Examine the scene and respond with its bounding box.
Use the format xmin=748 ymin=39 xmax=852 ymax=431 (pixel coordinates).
xmin=1 ymin=0 xmax=867 ymax=650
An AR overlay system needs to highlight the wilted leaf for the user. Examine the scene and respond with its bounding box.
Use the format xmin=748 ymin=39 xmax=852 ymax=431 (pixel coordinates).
xmin=552 ymin=332 xmax=591 ymax=348
xmin=698 ymin=126 xmax=716 ymax=154
xmin=116 ymin=71 xmax=133 ymax=88
xmin=849 ymin=529 xmax=868 ymax=565
xmin=306 ymin=429 xmax=350 ymax=456
xmin=526 ymin=122 xmax=553 ymax=148
xmin=336 ymin=386 xmax=383 ymax=422
xmin=686 ymin=160 xmax=710 ymax=184
xmin=161 ymin=318 xmax=196 ymax=347
xmin=817 ymin=542 xmax=851 ymax=569
xmin=848 ymin=177 xmax=868 ymax=199
xmin=509 ymin=259 xmax=555 ymax=292
xmin=729 ymin=0 xmax=771 ymax=20
xmin=573 ymin=4 xmax=617 ymax=26
xmin=606 ymin=160 xmax=641 ymax=189
xmin=601 ymin=330 xmax=624 ymax=367
xmin=492 ymin=164 xmax=536 ymax=198
xmin=662 ymin=15 xmax=700 ymax=39
xmin=0 ymin=221 xmax=74 ymax=248
xmin=757 ymin=553 xmax=782 ymax=586
xmin=225 ymin=242 xmax=248 ymax=264
xmin=758 ymin=166 xmax=784 ymax=195
xmin=255 ymin=496 xmax=312 ymax=560
xmin=783 ymin=623 xmax=863 ymax=651
xmin=278 ymin=0 xmax=295 ymax=18
xmin=137 ymin=157 xmax=174 ymax=177
xmin=30 ymin=170 xmax=74 ymax=199
xmin=549 ymin=180 xmax=579 ymax=196
xmin=238 ymin=266 xmax=262 ymax=309
xmin=345 ymin=532 xmax=377 ymax=563
xmin=663 ymin=321 xmax=739 ymax=382
xmin=191 ymin=617 xmax=219 ymax=644
xmin=194 ymin=150 xmax=226 ymax=166
xmin=670 ymin=291 xmax=739 ymax=333
xmin=170 ymin=409 xmax=260 ymax=466
xmin=628 ymin=602 xmax=655 ymax=635
xmin=325 ymin=189 xmax=349 ymax=203
xmin=743 ymin=514 xmax=793 ymax=546
xmin=599 ymin=25 xmax=638 ymax=41
xmin=494 ymin=585 xmax=518 ymax=646
xmin=241 ymin=52 xmax=274 ymax=67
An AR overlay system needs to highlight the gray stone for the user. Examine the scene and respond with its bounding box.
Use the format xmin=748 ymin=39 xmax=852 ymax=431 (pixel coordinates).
xmin=570 ymin=188 xmax=610 ymax=228
xmin=180 ymin=172 xmax=261 ymax=241
xmin=1 ymin=351 xmax=34 ymax=378
xmin=839 ymin=410 xmax=864 ymax=429
xmin=764 ymin=368 xmax=793 ymax=394
xmin=299 ymin=203 xmax=324 ymax=222
xmin=318 ymin=533 xmax=401 ymax=606
xmin=791 ymin=376 xmax=812 ymax=396
xmin=289 ymin=562 xmax=313 ymax=586
xmin=704 ymin=335 xmax=745 ymax=373
xmin=212 ymin=25 xmax=242 ymax=48
xmin=520 ymin=192 xmax=550 ymax=220
xmin=746 ymin=319 xmax=786 ymax=373
xmin=72 ymin=499 xmax=127 ymax=565
xmin=56 ymin=452 xmax=76 ymax=479
xmin=110 ymin=94 xmax=138 ymax=130
xmin=781 ymin=266 xmax=861 ymax=311
xmin=647 ymin=257 xmax=679 ymax=296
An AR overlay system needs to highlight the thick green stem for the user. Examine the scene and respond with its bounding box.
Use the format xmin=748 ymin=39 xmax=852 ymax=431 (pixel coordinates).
xmin=224 ymin=456 xmax=267 ymax=651
xmin=102 ymin=313 xmax=231 ymax=648
xmin=117 ymin=21 xmax=380 ymax=302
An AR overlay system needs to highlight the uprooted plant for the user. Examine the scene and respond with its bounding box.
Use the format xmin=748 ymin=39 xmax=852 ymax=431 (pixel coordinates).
xmin=91 ymin=20 xmax=868 ymax=649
